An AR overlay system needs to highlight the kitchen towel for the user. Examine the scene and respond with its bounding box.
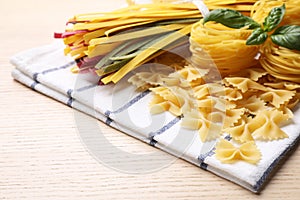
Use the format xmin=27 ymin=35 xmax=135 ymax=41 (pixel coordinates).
xmin=10 ymin=41 xmax=300 ymax=193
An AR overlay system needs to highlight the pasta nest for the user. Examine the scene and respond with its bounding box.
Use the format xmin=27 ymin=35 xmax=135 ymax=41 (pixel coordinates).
xmin=189 ymin=20 xmax=260 ymax=77
xmin=251 ymin=0 xmax=300 ymax=25
xmin=259 ymin=39 xmax=300 ymax=83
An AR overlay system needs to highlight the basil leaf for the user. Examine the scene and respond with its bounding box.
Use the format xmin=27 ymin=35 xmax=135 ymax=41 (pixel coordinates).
xmin=263 ymin=4 xmax=285 ymax=32
xmin=271 ymin=25 xmax=300 ymax=51
xmin=203 ymin=9 xmax=260 ymax=29
xmin=246 ymin=28 xmax=268 ymax=45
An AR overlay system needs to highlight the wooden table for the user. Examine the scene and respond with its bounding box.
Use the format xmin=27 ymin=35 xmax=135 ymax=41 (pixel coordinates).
xmin=1 ymin=0 xmax=299 ymax=199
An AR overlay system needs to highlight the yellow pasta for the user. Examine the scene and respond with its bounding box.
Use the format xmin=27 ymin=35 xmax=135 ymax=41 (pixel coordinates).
xmin=287 ymin=93 xmax=300 ymax=109
xmin=236 ymin=95 xmax=266 ymax=115
xmin=150 ymin=87 xmax=182 ymax=106
xmin=224 ymin=77 xmax=267 ymax=93
xmin=190 ymin=20 xmax=259 ymax=77
xmin=222 ymin=87 xmax=243 ymax=101
xmin=259 ymin=88 xmax=296 ymax=108
xmin=150 ymin=86 xmax=196 ymax=116
xmin=251 ymin=0 xmax=284 ymax=23
xmin=248 ymin=0 xmax=300 ymax=83
xmin=149 ymin=94 xmax=171 ymax=114
xmin=106 ymin=24 xmax=193 ymax=84
xmin=248 ymin=109 xmax=290 ymax=140
xmin=229 ymin=68 xmax=268 ymax=82
xmin=283 ymin=0 xmax=300 ymax=25
xmin=224 ymin=108 xmax=246 ymax=128
xmin=224 ymin=117 xmax=254 ymax=143
xmin=251 ymin=0 xmax=300 ymax=25
xmin=182 ymin=110 xmax=222 ymax=142
xmin=89 ymin=24 xmax=187 ymax=45
xmin=128 ymin=75 xmax=152 ymax=90
xmin=259 ymin=40 xmax=300 ymax=83
xmin=264 ymin=81 xmax=300 ymax=91
xmin=174 ymin=66 xmax=206 ymax=82
xmin=215 ymin=139 xmax=261 ymax=164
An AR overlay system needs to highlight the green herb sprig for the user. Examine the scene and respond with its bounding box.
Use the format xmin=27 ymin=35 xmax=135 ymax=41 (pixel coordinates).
xmin=203 ymin=4 xmax=300 ymax=51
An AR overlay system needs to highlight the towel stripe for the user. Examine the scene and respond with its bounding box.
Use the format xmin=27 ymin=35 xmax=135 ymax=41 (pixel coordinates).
xmin=149 ymin=138 xmax=158 ymax=146
xmin=198 ymin=148 xmax=215 ymax=170
xmin=67 ymin=89 xmax=73 ymax=97
xmin=105 ymin=90 xmax=150 ymax=117
xmin=67 ymin=84 xmax=98 ymax=97
xmin=197 ymin=135 xmax=230 ymax=170
xmin=30 ymin=81 xmax=39 ymax=90
xmin=105 ymin=117 xmax=114 ymax=125
xmin=41 ymin=61 xmax=76 ymax=75
xmin=76 ymin=84 xmax=97 ymax=92
xmin=67 ymin=98 xmax=74 ymax=107
xmin=32 ymin=61 xmax=75 ymax=82
xmin=148 ymin=116 xmax=182 ymax=138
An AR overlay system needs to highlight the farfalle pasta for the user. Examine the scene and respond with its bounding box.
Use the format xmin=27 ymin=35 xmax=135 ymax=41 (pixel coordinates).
xmin=149 ymin=94 xmax=171 ymax=114
xmin=235 ymin=95 xmax=266 ymax=115
xmin=128 ymin=74 xmax=152 ymax=90
xmin=224 ymin=77 xmax=267 ymax=93
xmin=128 ymin=60 xmax=299 ymax=164
xmin=248 ymin=109 xmax=290 ymax=140
xmin=182 ymin=110 xmax=222 ymax=142
xmin=149 ymin=86 xmax=196 ymax=116
xmin=229 ymin=68 xmax=268 ymax=82
xmin=259 ymin=88 xmax=296 ymax=108
xmin=215 ymin=139 xmax=261 ymax=164
xmin=223 ymin=108 xmax=246 ymax=129
xmin=223 ymin=117 xmax=254 ymax=143
xmin=222 ymin=87 xmax=243 ymax=101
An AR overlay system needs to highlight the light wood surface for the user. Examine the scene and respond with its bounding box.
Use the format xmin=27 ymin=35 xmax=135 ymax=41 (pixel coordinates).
xmin=1 ymin=0 xmax=299 ymax=199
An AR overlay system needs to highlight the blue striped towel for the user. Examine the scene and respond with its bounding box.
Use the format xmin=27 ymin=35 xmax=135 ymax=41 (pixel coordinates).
xmin=11 ymin=41 xmax=300 ymax=193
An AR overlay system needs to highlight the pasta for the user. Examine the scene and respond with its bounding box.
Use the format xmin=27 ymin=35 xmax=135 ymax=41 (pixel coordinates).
xmin=149 ymin=94 xmax=171 ymax=114
xmin=259 ymin=40 xmax=300 ymax=83
xmin=190 ymin=20 xmax=260 ymax=77
xmin=259 ymin=88 xmax=296 ymax=108
xmin=58 ymin=0 xmax=300 ymax=164
xmin=224 ymin=117 xmax=254 ymax=143
xmin=182 ymin=110 xmax=222 ymax=141
xmin=215 ymin=139 xmax=261 ymax=164
xmin=128 ymin=75 xmax=152 ymax=90
xmin=283 ymin=0 xmax=300 ymax=25
xmin=223 ymin=108 xmax=246 ymax=128
xmin=222 ymin=87 xmax=243 ymax=101
xmin=251 ymin=0 xmax=300 ymax=25
xmin=228 ymin=68 xmax=268 ymax=82
xmin=235 ymin=95 xmax=266 ymax=115
xmin=250 ymin=0 xmax=300 ymax=83
xmin=264 ymin=82 xmax=300 ymax=91
xmin=127 ymin=0 xmax=299 ymax=163
xmin=248 ymin=109 xmax=290 ymax=140
xmin=224 ymin=77 xmax=267 ymax=93
xmin=251 ymin=0 xmax=283 ymax=23
xmin=149 ymin=86 xmax=196 ymax=116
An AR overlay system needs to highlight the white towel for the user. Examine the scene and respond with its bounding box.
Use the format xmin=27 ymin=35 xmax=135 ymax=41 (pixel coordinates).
xmin=11 ymin=41 xmax=300 ymax=193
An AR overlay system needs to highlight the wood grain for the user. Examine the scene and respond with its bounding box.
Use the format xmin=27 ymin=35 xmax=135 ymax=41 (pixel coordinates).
xmin=0 ymin=0 xmax=299 ymax=199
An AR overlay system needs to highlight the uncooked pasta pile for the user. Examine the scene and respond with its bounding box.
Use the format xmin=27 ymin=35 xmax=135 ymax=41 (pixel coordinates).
xmin=56 ymin=0 xmax=300 ymax=164
xmin=129 ymin=0 xmax=300 ymax=164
